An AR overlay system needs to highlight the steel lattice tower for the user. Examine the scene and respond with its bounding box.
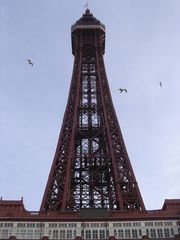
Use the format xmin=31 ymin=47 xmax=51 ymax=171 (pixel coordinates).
xmin=40 ymin=10 xmax=145 ymax=212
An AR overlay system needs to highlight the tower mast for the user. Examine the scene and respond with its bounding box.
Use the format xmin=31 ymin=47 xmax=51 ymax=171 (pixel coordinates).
xmin=40 ymin=9 xmax=145 ymax=212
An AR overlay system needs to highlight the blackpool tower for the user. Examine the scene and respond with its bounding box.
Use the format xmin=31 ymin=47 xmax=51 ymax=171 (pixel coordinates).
xmin=40 ymin=9 xmax=145 ymax=213
xmin=0 ymin=9 xmax=180 ymax=240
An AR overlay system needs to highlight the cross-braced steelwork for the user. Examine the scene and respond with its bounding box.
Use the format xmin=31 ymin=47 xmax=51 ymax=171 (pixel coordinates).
xmin=40 ymin=9 xmax=145 ymax=212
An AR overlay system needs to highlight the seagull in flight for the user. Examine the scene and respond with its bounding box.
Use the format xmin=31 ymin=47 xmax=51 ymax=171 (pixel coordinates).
xmin=159 ymin=81 xmax=162 ymax=87
xmin=118 ymin=88 xmax=127 ymax=93
xmin=27 ymin=59 xmax=33 ymax=66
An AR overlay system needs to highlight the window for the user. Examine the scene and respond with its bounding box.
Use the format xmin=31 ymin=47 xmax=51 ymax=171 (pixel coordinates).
xmin=164 ymin=221 xmax=172 ymax=226
xmin=34 ymin=229 xmax=41 ymax=238
xmin=133 ymin=222 xmax=141 ymax=227
xmin=93 ymin=229 xmax=98 ymax=239
xmin=85 ymin=230 xmax=91 ymax=239
xmin=27 ymin=223 xmax=35 ymax=228
xmin=59 ymin=223 xmax=67 ymax=228
xmin=123 ymin=222 xmax=131 ymax=227
xmin=53 ymin=230 xmax=58 ymax=239
xmin=157 ymin=228 xmax=163 ymax=238
xmin=82 ymin=223 xmax=89 ymax=228
xmin=9 ymin=229 xmax=12 ymax=237
xmin=146 ymin=229 xmax=149 ymax=236
xmin=139 ymin=229 xmax=142 ymax=237
xmin=81 ymin=230 xmax=84 ymax=238
xmin=27 ymin=229 xmax=33 ymax=239
xmin=101 ymin=222 xmax=109 ymax=227
xmin=16 ymin=229 xmax=21 ymax=238
xmin=17 ymin=223 xmax=26 ymax=228
xmin=67 ymin=230 xmax=72 ymax=239
xmin=4 ymin=223 xmax=13 ymax=228
xmin=49 ymin=223 xmax=57 ymax=228
xmin=132 ymin=229 xmax=138 ymax=239
xmin=107 ymin=229 xmax=109 ymax=238
xmin=113 ymin=222 xmax=122 ymax=227
xmin=2 ymin=229 xmax=8 ymax=238
xmin=41 ymin=229 xmax=44 ymax=236
xmin=74 ymin=230 xmax=77 ymax=237
xmin=20 ymin=229 xmax=26 ymax=238
xmin=150 ymin=229 xmax=156 ymax=238
xmin=59 ymin=230 xmax=65 ymax=239
xmin=145 ymin=222 xmax=153 ymax=227
xmin=164 ymin=228 xmax=170 ymax=238
xmin=99 ymin=229 xmax=105 ymax=239
xmin=68 ymin=223 xmax=77 ymax=228
xmin=155 ymin=222 xmax=163 ymax=226
xmin=91 ymin=223 xmax=99 ymax=228
xmin=36 ymin=223 xmax=45 ymax=228
xmin=48 ymin=230 xmax=52 ymax=238
xmin=170 ymin=228 xmax=174 ymax=236
xmin=125 ymin=229 xmax=131 ymax=238
xmin=118 ymin=229 xmax=124 ymax=239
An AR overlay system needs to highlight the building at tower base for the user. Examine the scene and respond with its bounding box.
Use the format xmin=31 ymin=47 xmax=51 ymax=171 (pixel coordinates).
xmin=0 ymin=198 xmax=180 ymax=239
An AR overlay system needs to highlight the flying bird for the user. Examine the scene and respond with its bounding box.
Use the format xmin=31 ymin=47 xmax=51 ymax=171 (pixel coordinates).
xmin=118 ymin=88 xmax=127 ymax=93
xmin=159 ymin=81 xmax=162 ymax=87
xmin=27 ymin=59 xmax=33 ymax=66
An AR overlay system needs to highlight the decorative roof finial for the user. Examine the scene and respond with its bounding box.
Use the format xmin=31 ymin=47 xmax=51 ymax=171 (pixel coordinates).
xmin=86 ymin=8 xmax=90 ymax=14
xmin=84 ymin=3 xmax=91 ymax=14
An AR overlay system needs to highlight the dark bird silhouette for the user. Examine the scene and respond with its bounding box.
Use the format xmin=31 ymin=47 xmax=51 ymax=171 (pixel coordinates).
xmin=118 ymin=88 xmax=127 ymax=93
xmin=159 ymin=81 xmax=162 ymax=87
xmin=27 ymin=59 xmax=33 ymax=66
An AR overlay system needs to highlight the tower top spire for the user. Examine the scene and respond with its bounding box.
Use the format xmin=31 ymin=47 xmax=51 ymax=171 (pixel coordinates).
xmin=85 ymin=8 xmax=90 ymax=14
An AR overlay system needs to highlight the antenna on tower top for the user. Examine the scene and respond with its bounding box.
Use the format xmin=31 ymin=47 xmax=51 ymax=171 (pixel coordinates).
xmin=85 ymin=2 xmax=88 ymax=9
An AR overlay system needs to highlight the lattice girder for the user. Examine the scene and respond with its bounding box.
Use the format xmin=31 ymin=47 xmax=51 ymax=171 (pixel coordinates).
xmin=40 ymin=10 xmax=145 ymax=212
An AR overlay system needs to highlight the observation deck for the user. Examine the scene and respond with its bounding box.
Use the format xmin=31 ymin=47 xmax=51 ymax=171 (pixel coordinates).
xmin=71 ymin=9 xmax=105 ymax=55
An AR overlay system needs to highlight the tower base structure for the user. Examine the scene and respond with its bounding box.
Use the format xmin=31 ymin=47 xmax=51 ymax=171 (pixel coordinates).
xmin=0 ymin=199 xmax=180 ymax=240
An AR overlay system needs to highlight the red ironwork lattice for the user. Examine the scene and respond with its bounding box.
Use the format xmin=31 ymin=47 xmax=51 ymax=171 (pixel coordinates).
xmin=40 ymin=9 xmax=145 ymax=212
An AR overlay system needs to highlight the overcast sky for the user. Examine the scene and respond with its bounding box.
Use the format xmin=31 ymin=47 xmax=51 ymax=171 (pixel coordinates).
xmin=0 ymin=0 xmax=180 ymax=211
